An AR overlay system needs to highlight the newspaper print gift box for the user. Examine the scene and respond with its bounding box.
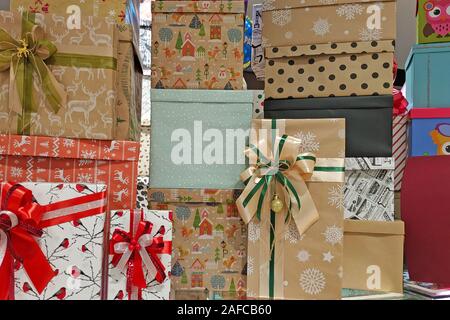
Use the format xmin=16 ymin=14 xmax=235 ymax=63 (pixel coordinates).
xmin=0 ymin=134 xmax=139 ymax=210
xmin=108 ymin=209 xmax=173 ymax=300
xmin=0 ymin=12 xmax=120 ymax=140
xmin=0 ymin=182 xmax=107 ymax=300
xmin=344 ymin=158 xmax=395 ymax=222
xmin=151 ymin=1 xmax=245 ymax=90
xmin=241 ymin=119 xmax=345 ymax=300
xmin=149 ymin=189 xmax=248 ymax=300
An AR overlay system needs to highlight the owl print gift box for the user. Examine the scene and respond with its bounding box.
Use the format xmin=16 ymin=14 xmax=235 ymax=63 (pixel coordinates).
xmin=417 ymin=0 xmax=450 ymax=44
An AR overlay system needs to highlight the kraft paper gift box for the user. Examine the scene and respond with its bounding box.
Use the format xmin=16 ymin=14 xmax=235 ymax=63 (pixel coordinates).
xmin=343 ymin=220 xmax=404 ymax=294
xmin=0 ymin=12 xmax=119 ymax=140
xmin=138 ymin=126 xmax=150 ymax=177
xmin=416 ymin=0 xmax=450 ymax=45
xmin=264 ymin=95 xmax=393 ymax=157
xmin=344 ymin=158 xmax=395 ymax=222
xmin=406 ymin=43 xmax=450 ymax=108
xmin=402 ymin=156 xmax=450 ymax=284
xmin=240 ymin=119 xmax=345 ymax=300
xmin=252 ymin=90 xmax=264 ymax=119
xmin=0 ymin=182 xmax=107 ymax=300
xmin=108 ymin=209 xmax=173 ymax=300
xmin=0 ymin=134 xmax=139 ymax=210
xmin=151 ymin=0 xmax=245 ymax=90
xmin=408 ymin=108 xmax=450 ymax=156
xmin=149 ymin=189 xmax=248 ymax=300
xmin=150 ymin=89 xmax=253 ymax=190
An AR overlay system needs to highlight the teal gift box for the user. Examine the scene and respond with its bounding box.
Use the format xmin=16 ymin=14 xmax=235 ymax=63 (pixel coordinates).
xmin=406 ymin=43 xmax=450 ymax=108
xmin=150 ymin=89 xmax=253 ymax=189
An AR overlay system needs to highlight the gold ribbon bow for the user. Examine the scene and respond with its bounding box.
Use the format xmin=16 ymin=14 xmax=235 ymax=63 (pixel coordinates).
xmin=0 ymin=19 xmax=66 ymax=117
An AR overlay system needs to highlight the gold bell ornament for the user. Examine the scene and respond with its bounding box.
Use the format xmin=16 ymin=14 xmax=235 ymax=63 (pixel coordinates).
xmin=271 ymin=194 xmax=284 ymax=213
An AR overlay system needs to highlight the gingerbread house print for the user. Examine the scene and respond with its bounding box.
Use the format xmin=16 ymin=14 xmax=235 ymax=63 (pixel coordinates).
xmin=191 ymin=259 xmax=205 ymax=288
xmin=182 ymin=32 xmax=195 ymax=57
xmin=227 ymin=202 xmax=239 ymax=218
xmin=191 ymin=258 xmax=205 ymax=271
xmin=192 ymin=242 xmax=201 ymax=254
xmin=173 ymin=78 xmax=187 ymax=89
xmin=209 ymin=14 xmax=223 ymax=40
xmin=199 ymin=209 xmax=213 ymax=238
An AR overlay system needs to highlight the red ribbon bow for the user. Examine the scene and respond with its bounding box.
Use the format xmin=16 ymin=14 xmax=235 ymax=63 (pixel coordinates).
xmin=392 ymin=58 xmax=409 ymax=116
xmin=110 ymin=210 xmax=172 ymax=300
xmin=0 ymin=182 xmax=54 ymax=300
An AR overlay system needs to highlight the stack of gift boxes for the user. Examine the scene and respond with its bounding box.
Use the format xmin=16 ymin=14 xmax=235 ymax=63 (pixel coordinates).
xmin=0 ymin=0 xmax=176 ymax=301
xmin=400 ymin=0 xmax=450 ymax=289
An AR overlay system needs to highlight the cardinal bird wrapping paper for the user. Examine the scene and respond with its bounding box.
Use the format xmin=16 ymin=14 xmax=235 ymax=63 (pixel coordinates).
xmin=0 ymin=182 xmax=107 ymax=300
xmin=108 ymin=209 xmax=173 ymax=300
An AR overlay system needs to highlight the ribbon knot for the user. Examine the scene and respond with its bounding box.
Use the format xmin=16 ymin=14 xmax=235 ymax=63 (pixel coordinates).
xmin=16 ymin=39 xmax=31 ymax=59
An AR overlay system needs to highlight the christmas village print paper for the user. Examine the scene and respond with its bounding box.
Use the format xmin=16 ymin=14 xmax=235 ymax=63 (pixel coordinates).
xmin=246 ymin=119 xmax=345 ymax=300
xmin=151 ymin=1 xmax=245 ymax=90
xmin=149 ymin=189 xmax=247 ymax=299
xmin=6 ymin=182 xmax=107 ymax=300
xmin=108 ymin=210 xmax=173 ymax=300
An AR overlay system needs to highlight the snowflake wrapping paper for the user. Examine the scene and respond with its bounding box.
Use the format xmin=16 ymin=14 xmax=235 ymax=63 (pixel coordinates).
xmin=242 ymin=119 xmax=345 ymax=300
xmin=108 ymin=209 xmax=173 ymax=300
xmin=344 ymin=158 xmax=395 ymax=222
xmin=149 ymin=189 xmax=248 ymax=300
xmin=0 ymin=134 xmax=139 ymax=210
xmin=151 ymin=0 xmax=245 ymax=90
xmin=0 ymin=182 xmax=107 ymax=300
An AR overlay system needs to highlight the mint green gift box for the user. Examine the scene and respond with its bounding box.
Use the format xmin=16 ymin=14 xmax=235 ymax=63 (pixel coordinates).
xmin=150 ymin=89 xmax=253 ymax=189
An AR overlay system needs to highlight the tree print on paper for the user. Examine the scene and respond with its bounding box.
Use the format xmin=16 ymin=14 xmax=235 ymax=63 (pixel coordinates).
xmin=193 ymin=208 xmax=201 ymax=230
xmin=175 ymin=31 xmax=183 ymax=53
xmin=228 ymin=28 xmax=243 ymax=47
xmin=159 ymin=28 xmax=173 ymax=47
xmin=211 ymin=275 xmax=226 ymax=291
xmin=176 ymin=206 xmax=191 ymax=224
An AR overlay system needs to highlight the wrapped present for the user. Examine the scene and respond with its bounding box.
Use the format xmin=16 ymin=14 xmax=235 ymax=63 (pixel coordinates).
xmin=344 ymin=158 xmax=395 ymax=222
xmin=238 ymin=119 xmax=345 ymax=300
xmin=394 ymin=191 xmax=401 ymax=219
xmin=137 ymin=177 xmax=150 ymax=210
xmin=416 ymin=0 xmax=450 ymax=45
xmin=264 ymin=95 xmax=393 ymax=157
xmin=151 ymin=0 xmax=245 ymax=90
xmin=409 ymin=108 xmax=450 ymax=156
xmin=343 ymin=220 xmax=404 ymax=293
xmin=0 ymin=134 xmax=139 ymax=210
xmin=116 ymin=25 xmax=143 ymax=141
xmin=0 ymin=182 xmax=107 ymax=300
xmin=150 ymin=89 xmax=253 ymax=189
xmin=251 ymin=3 xmax=264 ymax=81
xmin=149 ymin=189 xmax=248 ymax=300
xmin=141 ymin=77 xmax=151 ymax=125
xmin=0 ymin=12 xmax=118 ymax=140
xmin=402 ymin=156 xmax=450 ymax=284
xmin=406 ymin=43 xmax=450 ymax=108
xmin=108 ymin=209 xmax=173 ymax=300
xmin=138 ymin=126 xmax=150 ymax=177
xmin=393 ymin=115 xmax=408 ymax=190
xmin=252 ymin=90 xmax=264 ymax=119
xmin=140 ymin=23 xmax=152 ymax=72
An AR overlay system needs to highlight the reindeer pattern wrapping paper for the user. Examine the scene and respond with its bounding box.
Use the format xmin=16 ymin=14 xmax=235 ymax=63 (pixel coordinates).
xmin=0 ymin=11 xmax=118 ymax=140
xmin=2 ymin=182 xmax=107 ymax=300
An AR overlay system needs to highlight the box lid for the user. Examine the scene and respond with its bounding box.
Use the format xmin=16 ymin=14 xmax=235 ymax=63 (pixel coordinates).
xmin=151 ymin=89 xmax=254 ymax=104
xmin=149 ymin=188 xmax=241 ymax=204
xmin=265 ymin=40 xmax=395 ymax=59
xmin=0 ymin=134 xmax=140 ymax=161
xmin=344 ymin=219 xmax=405 ymax=235
xmin=410 ymin=108 xmax=450 ymax=119
xmin=345 ymin=158 xmax=395 ymax=171
xmin=263 ymin=0 xmax=393 ymax=11
xmin=152 ymin=1 xmax=245 ymax=14
xmin=406 ymin=43 xmax=450 ymax=71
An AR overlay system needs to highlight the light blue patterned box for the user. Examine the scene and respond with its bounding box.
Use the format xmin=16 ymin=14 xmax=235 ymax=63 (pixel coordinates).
xmin=406 ymin=43 xmax=450 ymax=108
xmin=150 ymin=89 xmax=253 ymax=189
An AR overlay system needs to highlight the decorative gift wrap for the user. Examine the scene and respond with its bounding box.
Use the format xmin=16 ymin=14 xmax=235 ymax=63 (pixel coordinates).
xmin=238 ymin=119 xmax=345 ymax=300
xmin=343 ymin=220 xmax=404 ymax=293
xmin=150 ymin=89 xmax=253 ymax=190
xmin=393 ymin=115 xmax=408 ymax=191
xmin=116 ymin=26 xmax=143 ymax=142
xmin=0 ymin=11 xmax=119 ymax=140
xmin=141 ymin=77 xmax=151 ymax=125
xmin=108 ymin=209 xmax=173 ymax=300
xmin=137 ymin=177 xmax=150 ymax=210
xmin=0 ymin=134 xmax=139 ymax=210
xmin=408 ymin=108 xmax=450 ymax=156
xmin=261 ymin=0 xmax=396 ymax=48
xmin=139 ymin=126 xmax=150 ymax=177
xmin=251 ymin=3 xmax=264 ymax=81
xmin=151 ymin=1 xmax=245 ymax=90
xmin=264 ymin=95 xmax=393 ymax=158
xmin=149 ymin=188 xmax=248 ymax=300
xmin=406 ymin=43 xmax=450 ymax=108
xmin=416 ymin=0 xmax=450 ymax=44
xmin=344 ymin=158 xmax=395 ymax=222
xmin=265 ymin=41 xmax=395 ymax=99
xmin=0 ymin=182 xmax=107 ymax=300
xmin=252 ymin=90 xmax=264 ymax=119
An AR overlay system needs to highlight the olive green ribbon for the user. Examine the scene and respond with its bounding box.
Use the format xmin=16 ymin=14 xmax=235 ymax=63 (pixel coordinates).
xmin=0 ymin=19 xmax=66 ymax=117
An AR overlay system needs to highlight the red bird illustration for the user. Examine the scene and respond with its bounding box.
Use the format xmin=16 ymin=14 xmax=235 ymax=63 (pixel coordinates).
xmin=22 ymin=282 xmax=32 ymax=293
xmin=59 ymin=238 xmax=70 ymax=249
xmin=115 ymin=290 xmax=124 ymax=300
xmin=49 ymin=287 xmax=66 ymax=300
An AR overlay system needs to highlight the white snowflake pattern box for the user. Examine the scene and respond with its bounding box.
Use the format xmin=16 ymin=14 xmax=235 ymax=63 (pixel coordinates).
xmin=344 ymin=158 xmax=395 ymax=222
xmin=0 ymin=182 xmax=108 ymax=300
xmin=108 ymin=210 xmax=173 ymax=300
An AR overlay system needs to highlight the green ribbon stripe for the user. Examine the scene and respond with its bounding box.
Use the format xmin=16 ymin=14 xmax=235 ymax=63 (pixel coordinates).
xmin=46 ymin=53 xmax=117 ymax=70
